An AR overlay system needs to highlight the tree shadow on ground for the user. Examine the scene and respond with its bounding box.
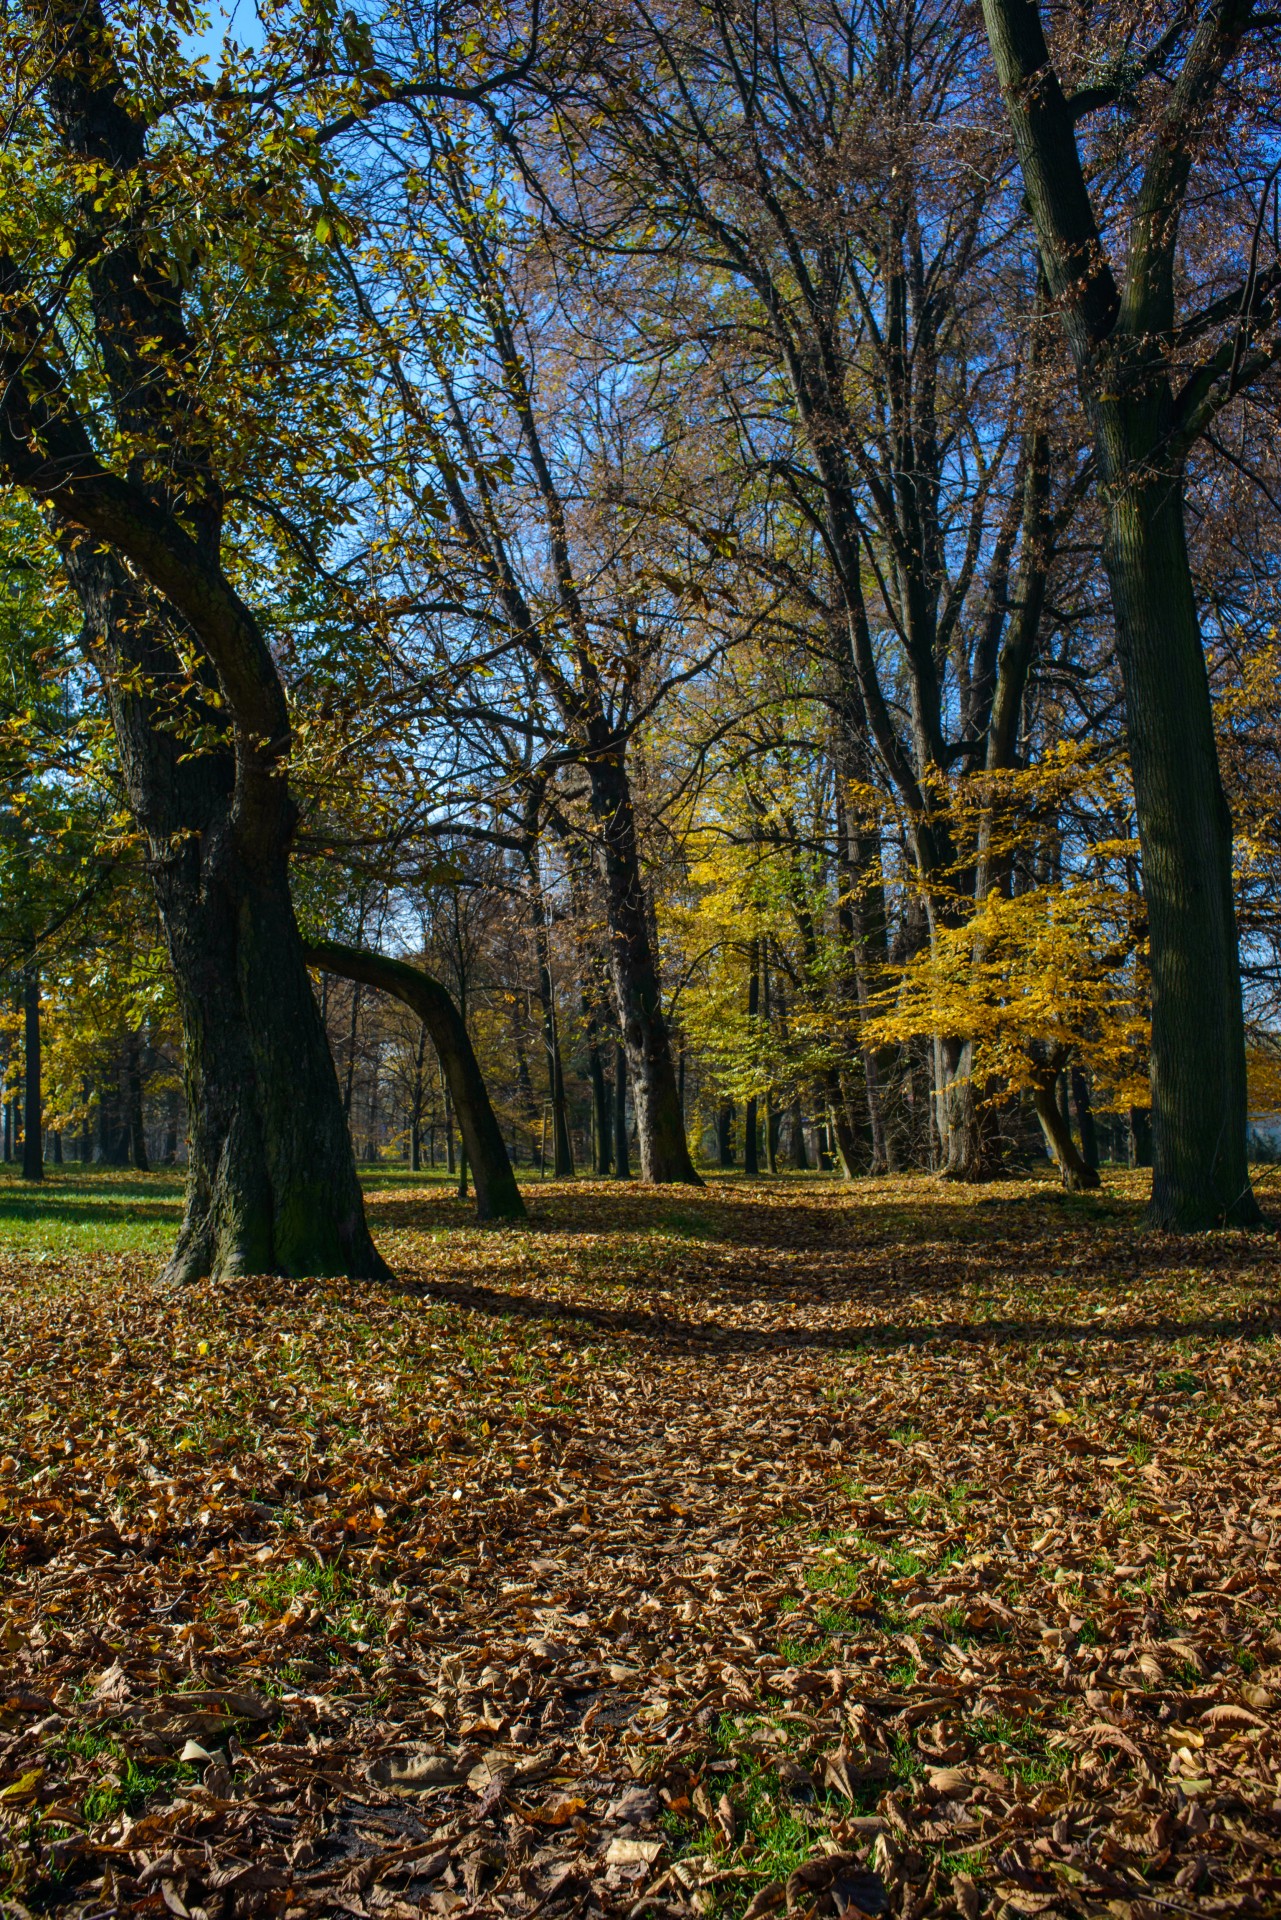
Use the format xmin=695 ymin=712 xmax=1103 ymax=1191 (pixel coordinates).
xmin=382 ymin=1270 xmax=1280 ymax=1358
xmin=364 ymin=1175 xmax=1281 ymax=1297
xmin=0 ymin=1168 xmax=184 ymax=1226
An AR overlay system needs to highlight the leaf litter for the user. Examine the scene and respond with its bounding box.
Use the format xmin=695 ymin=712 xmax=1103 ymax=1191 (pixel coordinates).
xmin=0 ymin=1172 xmax=1278 ymax=1918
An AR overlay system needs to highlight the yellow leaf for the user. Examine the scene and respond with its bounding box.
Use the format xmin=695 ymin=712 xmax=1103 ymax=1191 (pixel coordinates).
xmin=0 ymin=1766 xmax=42 ymax=1803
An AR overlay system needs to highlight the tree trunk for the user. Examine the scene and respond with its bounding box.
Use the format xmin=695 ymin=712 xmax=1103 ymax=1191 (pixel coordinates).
xmin=588 ymin=1038 xmax=611 ymax=1175
xmin=1101 ymin=467 xmax=1257 ymax=1224
xmin=512 ymin=995 xmax=540 ymax=1167
xmin=822 ymin=1071 xmax=861 ymax=1179
xmin=788 ymin=1100 xmax=809 ymax=1170
xmin=526 ymin=861 xmax=574 ymax=1178
xmin=716 ymin=1100 xmax=735 ymax=1167
xmin=0 ymin=18 xmax=388 ymax=1282
xmin=588 ymin=747 xmax=701 ymax=1184
xmin=938 ymin=1038 xmax=1000 ymax=1181
xmin=744 ymin=1097 xmax=759 ymax=1176
xmin=52 ymin=549 xmax=387 ymax=1282
xmin=764 ymin=1094 xmax=779 ymax=1174
xmin=744 ymin=945 xmax=760 ymax=1175
xmin=306 ymin=941 xmax=525 ymax=1223
xmin=1071 ymin=1068 xmax=1099 ymax=1172
xmin=51 ymin=1130 xmax=63 ymax=1166
xmin=125 ymin=1029 xmax=149 ymax=1172
xmin=157 ymin=841 xmax=388 ymax=1281
xmin=161 ymin=1087 xmax=179 ymax=1164
xmin=1129 ymin=1105 xmax=1153 ymax=1170
xmin=342 ymin=982 xmax=362 ymax=1121
xmin=613 ymin=1041 xmax=632 ymax=1179
xmin=1032 ymin=1078 xmax=1100 ymax=1191
xmin=979 ymin=0 xmax=1258 ymax=1229
xmin=22 ymin=966 xmax=42 ymax=1184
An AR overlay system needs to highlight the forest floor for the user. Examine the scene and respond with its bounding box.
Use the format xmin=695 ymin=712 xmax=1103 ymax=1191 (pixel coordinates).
xmin=0 ymin=1168 xmax=1279 ymax=1920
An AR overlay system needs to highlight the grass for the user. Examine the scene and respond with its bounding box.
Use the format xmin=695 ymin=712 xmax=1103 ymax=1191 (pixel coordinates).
xmin=0 ymin=1162 xmax=489 ymax=1258
xmin=0 ymin=1165 xmax=184 ymax=1254
xmin=970 ymin=1710 xmax=1067 ymax=1787
xmin=660 ymin=1714 xmax=882 ymax=1913
xmin=50 ymin=1728 xmax=197 ymax=1824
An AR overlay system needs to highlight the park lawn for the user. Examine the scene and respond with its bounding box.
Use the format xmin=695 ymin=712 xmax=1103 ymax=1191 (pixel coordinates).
xmin=0 ymin=1169 xmax=1278 ymax=1916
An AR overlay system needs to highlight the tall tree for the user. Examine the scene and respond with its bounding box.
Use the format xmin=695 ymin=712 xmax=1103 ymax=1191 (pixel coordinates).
xmin=334 ymin=109 xmax=710 ymax=1182
xmin=0 ymin=0 xmax=387 ymax=1276
xmin=979 ymin=0 xmax=1281 ymax=1225
xmin=540 ymin=0 xmax=1089 ymax=1177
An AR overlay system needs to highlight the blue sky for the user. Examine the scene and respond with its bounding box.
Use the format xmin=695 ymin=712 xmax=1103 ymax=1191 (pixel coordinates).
xmin=181 ymin=1 xmax=267 ymax=69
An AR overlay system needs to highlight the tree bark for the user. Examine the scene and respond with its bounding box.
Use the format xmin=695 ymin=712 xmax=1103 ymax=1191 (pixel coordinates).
xmin=161 ymin=1088 xmax=179 ymax=1164
xmin=125 ymin=1029 xmax=149 ymax=1172
xmin=1032 ymin=1077 xmax=1100 ymax=1191
xmin=588 ymin=748 xmax=701 ymax=1184
xmin=22 ymin=966 xmax=42 ymax=1184
xmin=1071 ymin=1067 xmax=1099 ymax=1172
xmin=1101 ymin=465 xmax=1256 ymax=1224
xmin=744 ymin=943 xmax=760 ymax=1175
xmin=155 ymin=817 xmax=388 ymax=1280
xmin=587 ymin=1037 xmax=611 ymax=1175
xmin=1129 ymin=1105 xmax=1153 ymax=1170
xmin=938 ymin=1038 xmax=1000 ymax=1181
xmin=613 ymin=1041 xmax=632 ymax=1178
xmin=306 ymin=941 xmax=526 ymax=1223
xmin=821 ymin=1071 xmax=861 ymax=1178
xmin=525 ymin=854 xmax=574 ymax=1178
xmin=716 ymin=1101 xmax=734 ymax=1167
xmin=787 ymin=1100 xmax=809 ymax=1170
xmin=980 ymin=0 xmax=1260 ymax=1228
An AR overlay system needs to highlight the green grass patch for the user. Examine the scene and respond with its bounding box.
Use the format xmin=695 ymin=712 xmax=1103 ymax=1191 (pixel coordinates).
xmin=970 ymin=1710 xmax=1065 ymax=1787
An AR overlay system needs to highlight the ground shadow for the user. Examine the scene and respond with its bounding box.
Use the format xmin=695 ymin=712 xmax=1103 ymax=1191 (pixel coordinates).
xmin=380 ymin=1271 xmax=1280 ymax=1358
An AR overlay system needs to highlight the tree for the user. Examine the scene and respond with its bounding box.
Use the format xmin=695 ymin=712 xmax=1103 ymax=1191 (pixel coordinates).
xmin=978 ymin=0 xmax=1281 ymax=1225
xmin=535 ymin=0 xmax=1099 ymax=1180
xmin=865 ymin=754 xmax=1150 ymax=1191
xmin=326 ymin=105 xmax=711 ymax=1183
xmin=0 ymin=0 xmax=387 ymax=1276
xmin=306 ymin=942 xmax=525 ymax=1222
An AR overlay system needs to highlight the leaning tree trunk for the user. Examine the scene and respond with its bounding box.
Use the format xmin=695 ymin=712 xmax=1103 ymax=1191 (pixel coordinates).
xmin=306 ymin=942 xmax=526 ymax=1224
xmin=1031 ymin=1075 xmax=1100 ymax=1192
xmin=0 ymin=7 xmax=387 ymax=1283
